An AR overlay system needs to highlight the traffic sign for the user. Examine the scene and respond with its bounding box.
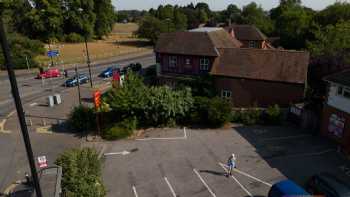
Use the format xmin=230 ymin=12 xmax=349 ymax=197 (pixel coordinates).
xmin=47 ymin=50 xmax=59 ymax=57
xmin=37 ymin=155 xmax=48 ymax=168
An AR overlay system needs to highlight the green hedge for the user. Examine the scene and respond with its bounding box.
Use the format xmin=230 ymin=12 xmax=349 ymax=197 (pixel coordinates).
xmin=55 ymin=148 xmax=106 ymax=197
xmin=68 ymin=105 xmax=96 ymax=132
xmin=231 ymin=105 xmax=282 ymax=125
xmin=102 ymin=117 xmax=137 ymax=140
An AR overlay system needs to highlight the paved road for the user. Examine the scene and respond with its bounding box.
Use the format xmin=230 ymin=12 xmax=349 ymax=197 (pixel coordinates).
xmin=0 ymin=53 xmax=155 ymax=193
xmin=0 ymin=53 xmax=155 ymax=117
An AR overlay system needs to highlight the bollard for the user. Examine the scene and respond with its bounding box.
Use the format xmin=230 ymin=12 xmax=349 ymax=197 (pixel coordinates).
xmin=41 ymin=119 xmax=46 ymax=126
xmin=48 ymin=95 xmax=54 ymax=107
xmin=54 ymin=94 xmax=62 ymax=105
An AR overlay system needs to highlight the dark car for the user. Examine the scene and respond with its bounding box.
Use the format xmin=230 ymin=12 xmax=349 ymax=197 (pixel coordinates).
xmin=99 ymin=66 xmax=121 ymax=78
xmin=64 ymin=74 xmax=89 ymax=87
xmin=307 ymin=173 xmax=350 ymax=197
xmin=122 ymin=63 xmax=142 ymax=75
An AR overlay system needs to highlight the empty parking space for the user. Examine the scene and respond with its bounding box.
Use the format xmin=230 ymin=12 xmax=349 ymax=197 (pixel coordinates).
xmin=101 ymin=126 xmax=349 ymax=197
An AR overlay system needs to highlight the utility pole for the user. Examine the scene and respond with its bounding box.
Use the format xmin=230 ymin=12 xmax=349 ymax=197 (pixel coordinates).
xmin=84 ymin=35 xmax=93 ymax=88
xmin=75 ymin=66 xmax=82 ymax=105
xmin=25 ymin=55 xmax=30 ymax=71
xmin=0 ymin=16 xmax=43 ymax=197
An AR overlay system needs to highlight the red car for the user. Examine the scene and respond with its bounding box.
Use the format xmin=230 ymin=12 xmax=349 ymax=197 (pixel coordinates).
xmin=37 ymin=68 xmax=61 ymax=79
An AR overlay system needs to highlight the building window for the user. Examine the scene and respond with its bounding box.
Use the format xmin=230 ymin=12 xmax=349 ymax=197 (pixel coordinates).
xmin=344 ymin=88 xmax=350 ymax=99
xmin=337 ymin=85 xmax=350 ymax=99
xmin=337 ymin=86 xmax=343 ymax=95
xmin=248 ymin=41 xmax=258 ymax=48
xmin=200 ymin=58 xmax=209 ymax=71
xmin=169 ymin=56 xmax=177 ymax=68
xmin=185 ymin=58 xmax=191 ymax=65
xmin=222 ymin=90 xmax=232 ymax=98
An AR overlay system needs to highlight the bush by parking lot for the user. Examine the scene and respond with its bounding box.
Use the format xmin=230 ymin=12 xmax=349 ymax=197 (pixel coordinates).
xmin=55 ymin=148 xmax=106 ymax=197
xmin=68 ymin=105 xmax=96 ymax=132
xmin=102 ymin=117 xmax=137 ymax=140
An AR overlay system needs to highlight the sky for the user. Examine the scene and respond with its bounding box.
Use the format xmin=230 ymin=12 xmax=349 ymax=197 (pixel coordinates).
xmin=112 ymin=0 xmax=338 ymax=11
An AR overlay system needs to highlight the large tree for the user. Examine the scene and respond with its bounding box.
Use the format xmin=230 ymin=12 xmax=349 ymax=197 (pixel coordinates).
xmin=271 ymin=0 xmax=314 ymax=49
xmin=94 ymin=0 xmax=115 ymax=39
xmin=241 ymin=2 xmax=274 ymax=35
xmin=308 ymin=21 xmax=350 ymax=67
xmin=137 ymin=15 xmax=167 ymax=44
xmin=316 ymin=2 xmax=350 ymax=27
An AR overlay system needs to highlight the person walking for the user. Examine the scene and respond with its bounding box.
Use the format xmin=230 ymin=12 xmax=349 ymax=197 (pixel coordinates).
xmin=226 ymin=153 xmax=236 ymax=177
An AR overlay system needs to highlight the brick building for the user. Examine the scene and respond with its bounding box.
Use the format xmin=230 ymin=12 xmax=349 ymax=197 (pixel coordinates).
xmin=155 ymin=27 xmax=310 ymax=107
xmin=321 ymin=70 xmax=350 ymax=154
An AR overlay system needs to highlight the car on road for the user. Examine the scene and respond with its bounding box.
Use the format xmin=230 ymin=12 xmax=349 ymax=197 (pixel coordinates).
xmin=36 ymin=68 xmax=61 ymax=79
xmin=268 ymin=180 xmax=309 ymax=197
xmin=64 ymin=74 xmax=89 ymax=87
xmin=306 ymin=173 xmax=350 ymax=197
xmin=99 ymin=66 xmax=121 ymax=78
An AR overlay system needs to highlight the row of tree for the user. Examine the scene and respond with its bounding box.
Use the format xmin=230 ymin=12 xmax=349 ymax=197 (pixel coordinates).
xmin=136 ymin=0 xmax=350 ymax=50
xmin=6 ymin=0 xmax=116 ymax=42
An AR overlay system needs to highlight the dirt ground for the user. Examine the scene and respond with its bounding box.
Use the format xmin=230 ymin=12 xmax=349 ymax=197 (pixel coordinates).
xmin=37 ymin=23 xmax=151 ymax=66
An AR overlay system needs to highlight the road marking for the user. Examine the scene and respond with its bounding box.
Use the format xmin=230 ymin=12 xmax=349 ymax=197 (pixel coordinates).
xmin=219 ymin=163 xmax=253 ymax=197
xmin=104 ymin=150 xmax=130 ymax=156
xmin=164 ymin=177 xmax=177 ymax=197
xmin=261 ymin=134 xmax=311 ymax=141
xmin=0 ymin=110 xmax=15 ymax=133
xmin=136 ymin=127 xmax=187 ymax=141
xmin=36 ymin=126 xmax=53 ymax=134
xmin=219 ymin=163 xmax=272 ymax=187
xmin=29 ymin=102 xmax=38 ymax=107
xmin=132 ymin=185 xmax=139 ymax=197
xmin=193 ymin=169 xmax=217 ymax=197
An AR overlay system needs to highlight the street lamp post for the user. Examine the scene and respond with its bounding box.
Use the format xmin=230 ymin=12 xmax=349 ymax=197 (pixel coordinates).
xmin=84 ymin=36 xmax=93 ymax=88
xmin=78 ymin=8 xmax=93 ymax=88
xmin=0 ymin=16 xmax=43 ymax=197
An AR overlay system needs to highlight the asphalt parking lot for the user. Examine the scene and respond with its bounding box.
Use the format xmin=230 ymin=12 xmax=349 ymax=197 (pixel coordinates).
xmin=101 ymin=125 xmax=350 ymax=197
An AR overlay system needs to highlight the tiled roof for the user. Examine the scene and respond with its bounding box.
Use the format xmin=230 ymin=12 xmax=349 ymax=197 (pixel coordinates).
xmin=211 ymin=48 xmax=310 ymax=84
xmin=155 ymin=29 xmax=242 ymax=56
xmin=225 ymin=25 xmax=267 ymax=41
xmin=324 ymin=70 xmax=350 ymax=87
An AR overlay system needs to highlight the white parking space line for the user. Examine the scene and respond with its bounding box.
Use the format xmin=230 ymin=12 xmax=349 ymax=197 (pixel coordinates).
xmin=132 ymin=185 xmax=139 ymax=197
xmin=219 ymin=163 xmax=272 ymax=187
xmin=136 ymin=127 xmax=187 ymax=141
xmin=261 ymin=134 xmax=311 ymax=141
xmin=219 ymin=163 xmax=253 ymax=197
xmin=29 ymin=102 xmax=38 ymax=107
xmin=193 ymin=169 xmax=217 ymax=197
xmin=164 ymin=177 xmax=177 ymax=197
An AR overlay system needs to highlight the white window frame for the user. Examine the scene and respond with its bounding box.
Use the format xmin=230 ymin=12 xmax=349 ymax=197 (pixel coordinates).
xmin=337 ymin=85 xmax=350 ymax=99
xmin=185 ymin=58 xmax=191 ymax=65
xmin=221 ymin=90 xmax=232 ymax=98
xmin=200 ymin=58 xmax=210 ymax=71
xmin=169 ymin=56 xmax=177 ymax=68
xmin=249 ymin=41 xmax=257 ymax=48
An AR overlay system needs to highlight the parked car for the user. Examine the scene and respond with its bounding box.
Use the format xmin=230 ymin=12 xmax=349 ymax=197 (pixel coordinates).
xmin=36 ymin=68 xmax=61 ymax=79
xmin=268 ymin=180 xmax=309 ymax=197
xmin=306 ymin=173 xmax=350 ymax=197
xmin=98 ymin=66 xmax=121 ymax=78
xmin=64 ymin=74 xmax=89 ymax=87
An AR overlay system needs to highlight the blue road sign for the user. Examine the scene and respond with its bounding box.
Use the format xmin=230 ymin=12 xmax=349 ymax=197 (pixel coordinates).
xmin=47 ymin=50 xmax=59 ymax=57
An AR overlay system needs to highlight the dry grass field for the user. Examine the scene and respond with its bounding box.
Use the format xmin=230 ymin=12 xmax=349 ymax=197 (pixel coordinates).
xmin=37 ymin=23 xmax=151 ymax=66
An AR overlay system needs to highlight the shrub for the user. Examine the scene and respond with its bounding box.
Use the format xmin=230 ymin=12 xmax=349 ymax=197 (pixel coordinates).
xmin=207 ymin=97 xmax=232 ymax=127
xmin=55 ymin=148 xmax=106 ymax=197
xmin=64 ymin=33 xmax=85 ymax=43
xmin=232 ymin=108 xmax=262 ymax=125
xmin=187 ymin=96 xmax=232 ymax=127
xmin=102 ymin=117 xmax=137 ymax=140
xmin=68 ymin=105 xmax=96 ymax=132
xmin=264 ymin=104 xmax=282 ymax=125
